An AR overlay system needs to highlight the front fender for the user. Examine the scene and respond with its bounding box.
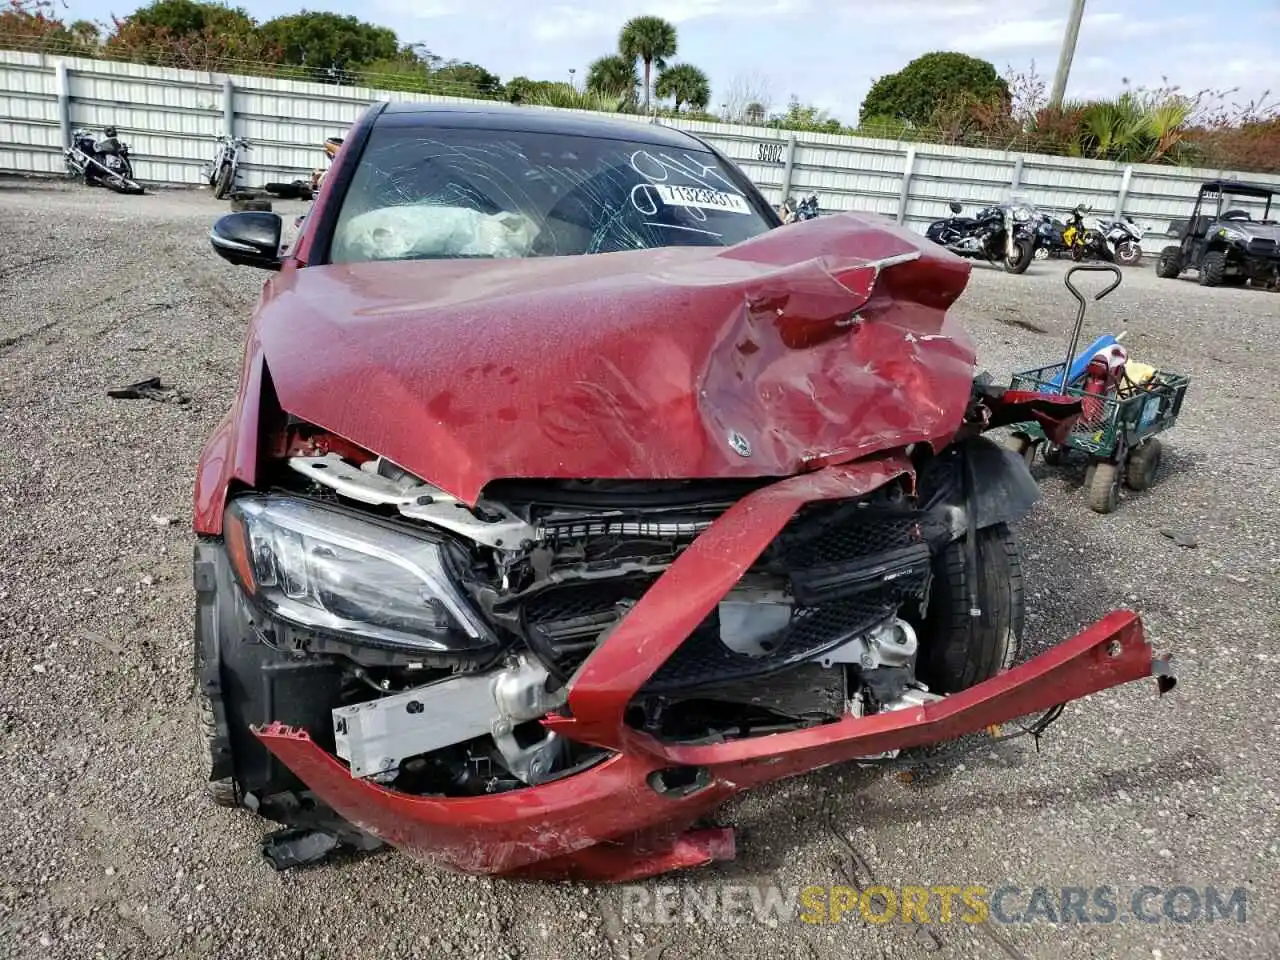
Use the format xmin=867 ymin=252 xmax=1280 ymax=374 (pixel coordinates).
xmin=920 ymin=435 xmax=1040 ymax=532
xmin=193 ymin=336 xmax=273 ymax=536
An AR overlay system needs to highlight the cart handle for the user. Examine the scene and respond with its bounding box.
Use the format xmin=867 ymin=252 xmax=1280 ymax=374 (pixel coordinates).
xmin=1061 ymin=264 xmax=1124 ymax=391
xmin=1064 ymin=263 xmax=1123 ymax=304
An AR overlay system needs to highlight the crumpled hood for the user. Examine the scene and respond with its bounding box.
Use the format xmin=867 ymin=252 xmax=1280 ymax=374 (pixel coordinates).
xmin=255 ymin=213 xmax=977 ymax=504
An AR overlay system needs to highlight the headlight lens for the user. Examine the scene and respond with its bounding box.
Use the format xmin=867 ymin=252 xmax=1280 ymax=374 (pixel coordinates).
xmin=224 ymin=495 xmax=494 ymax=653
xmin=1220 ymin=227 xmax=1245 ymax=242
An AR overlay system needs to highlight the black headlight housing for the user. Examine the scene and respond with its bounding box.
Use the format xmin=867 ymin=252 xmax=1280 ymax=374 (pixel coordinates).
xmin=223 ymin=495 xmax=496 ymax=655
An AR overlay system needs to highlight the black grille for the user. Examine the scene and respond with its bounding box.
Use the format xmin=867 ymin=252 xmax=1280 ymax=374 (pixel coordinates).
xmin=519 ymin=500 xmax=941 ymax=692
xmin=788 ymin=514 xmax=923 ymax=566
xmin=641 ymin=595 xmax=900 ymax=693
xmin=1247 ymin=238 xmax=1278 ymax=257
xmin=639 ymin=503 xmax=939 ymax=693
xmin=522 ymin=579 xmax=650 ymax=622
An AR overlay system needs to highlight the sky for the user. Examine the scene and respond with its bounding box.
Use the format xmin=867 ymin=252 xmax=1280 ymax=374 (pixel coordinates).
xmin=58 ymin=0 xmax=1280 ymax=123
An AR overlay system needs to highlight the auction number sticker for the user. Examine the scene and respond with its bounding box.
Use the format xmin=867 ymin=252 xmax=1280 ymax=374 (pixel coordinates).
xmin=655 ymin=183 xmax=751 ymax=214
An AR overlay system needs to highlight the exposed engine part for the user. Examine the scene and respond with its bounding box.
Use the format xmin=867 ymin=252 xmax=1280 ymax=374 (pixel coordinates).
xmin=333 ymin=655 xmax=565 ymax=783
xmin=289 ymin=453 xmax=537 ymax=548
xmin=850 ymin=681 xmax=943 ymax=762
xmin=492 ymin=729 xmax=563 ymax=785
xmin=816 ymin=618 xmax=918 ymax=669
xmin=880 ymin=682 xmax=944 ymax=713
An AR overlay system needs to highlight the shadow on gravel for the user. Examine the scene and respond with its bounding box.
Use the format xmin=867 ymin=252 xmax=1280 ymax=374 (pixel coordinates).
xmin=842 ymin=745 xmax=1221 ymax=824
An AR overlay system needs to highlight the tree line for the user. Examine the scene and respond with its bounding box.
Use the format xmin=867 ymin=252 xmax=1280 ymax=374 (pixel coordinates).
xmin=2 ymin=0 xmax=1275 ymax=171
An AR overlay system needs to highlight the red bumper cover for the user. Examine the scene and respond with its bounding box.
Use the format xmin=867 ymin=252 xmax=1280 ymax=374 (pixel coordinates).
xmin=254 ymin=458 xmax=1170 ymax=881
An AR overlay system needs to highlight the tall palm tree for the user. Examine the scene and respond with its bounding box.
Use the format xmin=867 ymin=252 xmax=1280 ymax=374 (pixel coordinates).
xmin=618 ymin=15 xmax=677 ymax=113
xmin=585 ymin=54 xmax=639 ymax=102
xmin=655 ymin=63 xmax=710 ymax=113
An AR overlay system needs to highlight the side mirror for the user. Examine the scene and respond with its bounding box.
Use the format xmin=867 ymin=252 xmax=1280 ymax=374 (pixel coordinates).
xmin=948 ymin=200 xmax=963 ymax=214
xmin=211 ymin=211 xmax=283 ymax=270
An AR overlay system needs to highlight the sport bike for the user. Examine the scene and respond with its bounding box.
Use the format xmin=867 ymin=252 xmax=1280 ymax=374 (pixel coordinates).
xmin=1102 ymin=216 xmax=1144 ymax=266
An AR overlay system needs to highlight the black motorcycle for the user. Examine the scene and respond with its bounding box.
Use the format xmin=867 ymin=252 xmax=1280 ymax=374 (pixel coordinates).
xmin=1031 ymin=213 xmax=1071 ymax=260
xmin=64 ymin=125 xmax=143 ymax=195
xmin=780 ymin=193 xmax=820 ymax=223
xmin=925 ymin=200 xmax=1035 ymax=274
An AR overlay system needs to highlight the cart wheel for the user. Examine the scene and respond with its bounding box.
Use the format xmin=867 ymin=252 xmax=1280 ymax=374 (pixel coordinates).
xmin=1125 ymin=438 xmax=1163 ymax=491
xmin=1042 ymin=443 xmax=1066 ymax=466
xmin=1003 ymin=432 xmax=1035 ymax=466
xmin=1085 ymin=461 xmax=1121 ymax=514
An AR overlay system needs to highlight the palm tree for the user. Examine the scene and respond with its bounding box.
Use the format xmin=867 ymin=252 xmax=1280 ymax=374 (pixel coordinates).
xmin=618 ymin=15 xmax=677 ymax=113
xmin=655 ymin=63 xmax=710 ymax=113
xmin=585 ymin=54 xmax=639 ymax=102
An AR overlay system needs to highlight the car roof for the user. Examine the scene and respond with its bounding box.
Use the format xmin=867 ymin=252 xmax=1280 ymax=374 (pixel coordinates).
xmin=1201 ymin=179 xmax=1276 ymax=198
xmin=375 ymin=101 xmax=712 ymax=150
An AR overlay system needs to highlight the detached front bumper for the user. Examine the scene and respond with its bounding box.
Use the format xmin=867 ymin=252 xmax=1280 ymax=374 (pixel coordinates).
xmin=257 ymin=609 xmax=1170 ymax=881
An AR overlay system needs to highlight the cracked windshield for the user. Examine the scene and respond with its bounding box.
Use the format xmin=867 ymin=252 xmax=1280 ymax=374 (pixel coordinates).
xmin=329 ymin=128 xmax=774 ymax=262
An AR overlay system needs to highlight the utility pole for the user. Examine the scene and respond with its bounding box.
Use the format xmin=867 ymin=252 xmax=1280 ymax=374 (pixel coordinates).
xmin=1048 ymin=0 xmax=1087 ymax=109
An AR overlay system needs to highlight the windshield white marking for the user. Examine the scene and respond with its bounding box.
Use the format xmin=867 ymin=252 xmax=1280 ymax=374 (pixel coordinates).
xmin=644 ymin=222 xmax=723 ymax=238
xmin=629 ymin=150 xmax=742 ymax=195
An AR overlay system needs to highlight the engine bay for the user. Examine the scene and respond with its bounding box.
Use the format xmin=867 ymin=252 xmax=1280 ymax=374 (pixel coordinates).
xmin=207 ymin=439 xmax=971 ymax=803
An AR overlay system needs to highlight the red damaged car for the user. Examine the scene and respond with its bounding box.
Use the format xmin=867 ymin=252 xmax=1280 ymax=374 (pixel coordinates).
xmin=197 ymin=101 xmax=1172 ymax=880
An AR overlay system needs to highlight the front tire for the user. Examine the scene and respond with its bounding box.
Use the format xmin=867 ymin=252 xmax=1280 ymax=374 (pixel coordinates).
xmin=214 ymin=161 xmax=234 ymax=200
xmin=1155 ymin=245 xmax=1182 ymax=279
xmin=918 ymin=523 xmax=1025 ymax=694
xmin=1003 ymin=239 xmax=1033 ymax=274
xmin=1085 ymin=461 xmax=1121 ymax=514
xmin=1199 ymin=250 xmax=1226 ymax=286
xmin=1116 ymin=240 xmax=1143 ymax=266
xmin=196 ymin=691 xmax=239 ymax=807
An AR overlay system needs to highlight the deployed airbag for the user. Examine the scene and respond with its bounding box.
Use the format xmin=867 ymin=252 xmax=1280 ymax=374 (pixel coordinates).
xmin=335 ymin=204 xmax=542 ymax=261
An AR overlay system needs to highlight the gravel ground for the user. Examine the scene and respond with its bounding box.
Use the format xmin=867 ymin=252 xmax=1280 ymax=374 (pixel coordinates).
xmin=1 ymin=180 xmax=1277 ymax=960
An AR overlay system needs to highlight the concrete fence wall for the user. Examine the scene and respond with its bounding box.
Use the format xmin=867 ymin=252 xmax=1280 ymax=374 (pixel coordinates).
xmin=4 ymin=48 xmax=1279 ymax=252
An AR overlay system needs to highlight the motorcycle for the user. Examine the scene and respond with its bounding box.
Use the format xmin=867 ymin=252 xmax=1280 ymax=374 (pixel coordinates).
xmin=926 ymin=199 xmax=1036 ymax=274
xmin=780 ymin=193 xmax=820 ymax=223
xmin=1031 ymin=212 xmax=1071 ymax=260
xmin=64 ymin=125 xmax=143 ymax=195
xmin=1102 ymin=216 xmax=1145 ymax=266
xmin=1063 ymin=206 xmax=1114 ymax=263
xmin=204 ymin=135 xmax=250 ymax=201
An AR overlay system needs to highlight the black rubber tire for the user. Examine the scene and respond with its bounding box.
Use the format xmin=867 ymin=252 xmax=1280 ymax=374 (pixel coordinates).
xmin=1116 ymin=241 xmax=1143 ymax=266
xmin=1155 ymin=245 xmax=1182 ymax=279
xmin=1085 ymin=460 xmax=1121 ymax=513
xmin=1125 ymin=438 xmax=1163 ymax=491
xmin=1003 ymin=239 xmax=1033 ymax=274
xmin=214 ymin=161 xmax=234 ymax=200
xmin=196 ymin=692 xmax=239 ymax=807
xmin=1042 ymin=443 xmax=1066 ymax=465
xmin=918 ymin=523 xmax=1025 ymax=694
xmin=1199 ymin=250 xmax=1226 ymax=286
